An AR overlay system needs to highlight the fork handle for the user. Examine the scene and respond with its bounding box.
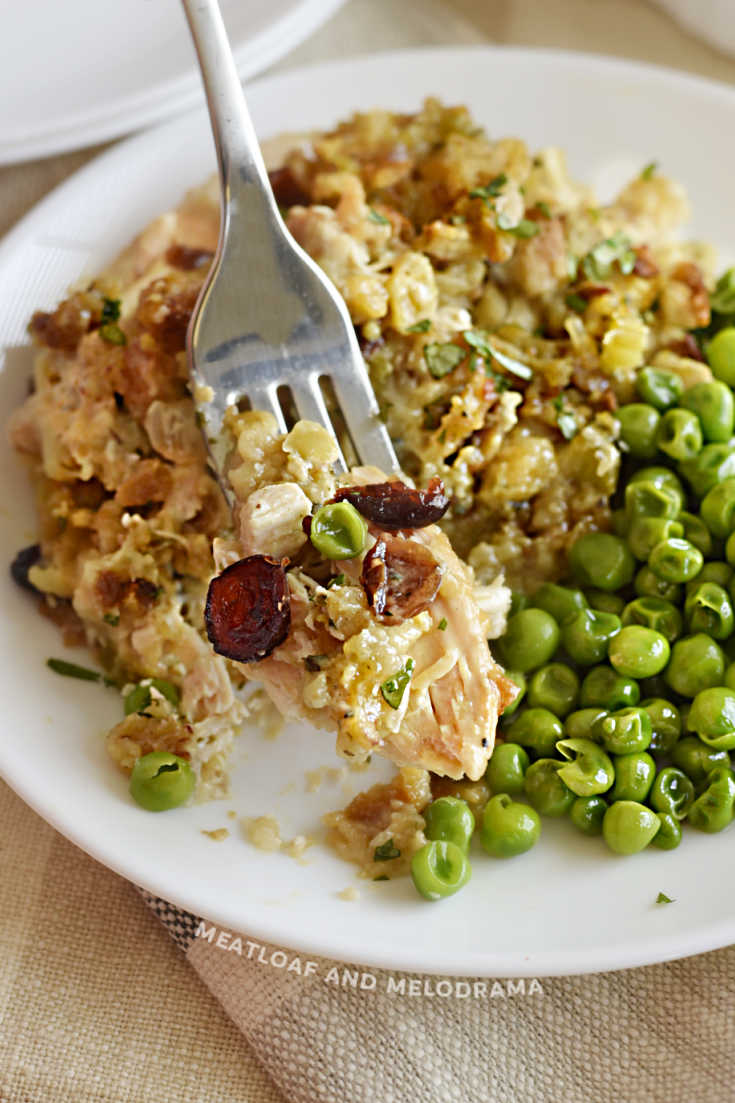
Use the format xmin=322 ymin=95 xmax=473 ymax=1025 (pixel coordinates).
xmin=182 ymin=0 xmax=280 ymax=245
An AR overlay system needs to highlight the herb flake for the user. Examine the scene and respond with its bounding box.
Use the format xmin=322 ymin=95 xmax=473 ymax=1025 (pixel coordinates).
xmin=47 ymin=658 xmax=103 ymax=683
xmin=552 ymin=395 xmax=578 ymax=440
xmin=640 ymin=161 xmax=659 ymax=180
xmin=423 ymin=342 xmax=465 ymax=379
xmin=438 ymin=617 xmax=448 ymax=631
xmin=565 ymin=292 xmax=588 ymax=314
xmin=99 ymin=323 xmax=127 ymax=346
xmin=327 ymin=573 xmax=346 ymax=589
xmin=374 ymin=838 xmax=401 ymax=862
xmin=581 ymin=232 xmax=636 ymax=281
xmin=536 ymin=201 xmax=552 ymax=218
xmin=406 ymin=318 xmax=432 ymax=334
xmin=497 ymin=212 xmax=540 ymax=238
xmin=380 ymin=658 xmax=415 ymax=710
xmin=100 ymin=297 xmax=121 ymax=324
xmin=656 ymin=892 xmax=674 ymax=904
xmin=469 ymin=174 xmax=507 ymax=200
xmin=368 ymin=207 xmax=390 ymax=225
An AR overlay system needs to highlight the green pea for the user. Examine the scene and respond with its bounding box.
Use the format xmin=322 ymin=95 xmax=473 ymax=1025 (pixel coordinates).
xmin=608 ymin=625 xmax=670 ymax=679
xmin=617 ymin=403 xmax=661 ymax=459
xmin=628 ymin=517 xmax=683 ymax=562
xmin=524 ymin=758 xmax=575 ymax=817
xmin=479 ymin=794 xmax=541 ymax=858
xmin=485 ymin=742 xmax=530 ymax=797
xmin=621 ymin=597 xmax=682 ymax=643
xmin=629 ymin=465 xmax=685 ymax=497
xmin=634 ymin=565 xmax=683 ymax=603
xmin=687 ymin=687 xmax=735 ymax=750
xmin=625 ymin=479 xmax=683 ymax=523
xmin=684 ymin=582 xmax=734 ymax=640
xmin=725 ymin=661 xmax=735 ymax=691
xmin=531 ymin=582 xmax=588 ymax=626
xmin=700 ymin=477 xmax=735 ymax=540
xmin=638 ymin=675 xmax=671 ymax=700
xmin=706 ymin=326 xmax=735 ymax=386
xmin=411 ymin=840 xmax=472 ymax=900
xmin=499 ymin=608 xmax=560 ymax=672
xmin=640 ymin=697 xmax=682 ymax=755
xmin=569 ymin=795 xmax=607 ymax=836
xmin=309 ymin=501 xmax=367 ymax=559
xmin=507 ymin=707 xmax=564 ymax=757
xmin=680 ymin=442 xmax=735 ymax=499
xmin=688 ymin=765 xmax=735 ymax=832
xmin=129 ymin=751 xmax=195 ymax=812
xmin=562 ymin=608 xmax=622 ymax=666
xmin=593 ymin=707 xmax=652 ymax=754
xmin=635 ymin=366 xmax=684 ymax=411
xmin=579 ymin=665 xmax=640 ymax=711
xmin=602 ymin=800 xmax=660 ymax=855
xmin=509 ymin=590 xmax=529 ymax=617
xmin=649 ymin=767 xmax=695 ymax=819
xmin=424 ymin=797 xmax=475 ymax=852
xmin=664 ymin=634 xmax=725 ymax=698
xmin=124 ymin=678 xmax=180 ymax=716
xmin=691 ymin=561 xmax=733 ymax=589
xmin=563 ymin=707 xmax=609 ymax=742
xmin=680 ymin=380 xmax=735 ymax=442
xmin=648 ymin=538 xmax=704 ymax=584
xmin=726 ymin=533 xmax=735 ymax=572
xmin=556 ymin=737 xmax=615 ymax=796
xmin=677 ymin=512 xmax=714 ymax=557
xmin=609 ymin=751 xmax=655 ymax=802
xmin=671 ymin=735 xmax=731 ymax=786
xmin=656 ymin=408 xmax=703 ymax=461
xmin=585 ymin=590 xmax=625 ymax=615
xmin=568 ymin=532 xmax=635 ymax=592
xmin=650 ymin=812 xmax=682 ymax=850
xmin=499 ymin=671 xmax=526 ymax=720
xmin=526 ymin=663 xmax=580 ymax=718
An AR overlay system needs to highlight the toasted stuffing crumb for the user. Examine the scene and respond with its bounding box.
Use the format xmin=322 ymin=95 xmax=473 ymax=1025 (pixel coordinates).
xmin=201 ymin=828 xmax=229 ymax=841
xmin=337 ymin=886 xmax=360 ymax=902
xmin=284 ymin=834 xmax=313 ymax=859
xmin=245 ymin=815 xmax=283 ymax=852
xmin=246 ymin=689 xmax=285 ymax=741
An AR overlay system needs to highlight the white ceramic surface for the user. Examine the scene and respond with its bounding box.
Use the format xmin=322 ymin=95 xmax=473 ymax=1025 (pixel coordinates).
xmin=0 ymin=0 xmax=345 ymax=164
xmin=652 ymin=0 xmax=735 ymax=61
xmin=2 ymin=47 xmax=735 ymax=977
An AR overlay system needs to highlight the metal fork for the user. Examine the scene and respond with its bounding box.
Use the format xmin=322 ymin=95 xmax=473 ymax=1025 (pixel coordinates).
xmin=182 ymin=0 xmax=398 ymax=498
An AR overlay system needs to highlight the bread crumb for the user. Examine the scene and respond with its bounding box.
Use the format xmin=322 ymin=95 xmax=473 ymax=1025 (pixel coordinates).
xmin=247 ymin=689 xmax=284 ymax=740
xmin=245 ymin=815 xmax=282 ymax=852
xmin=306 ymin=765 xmax=348 ymax=793
xmin=337 ymin=886 xmax=360 ymax=902
xmin=227 ymin=810 xmax=237 ymax=819
xmin=284 ymin=834 xmax=313 ymax=859
xmin=201 ymin=828 xmax=229 ymax=842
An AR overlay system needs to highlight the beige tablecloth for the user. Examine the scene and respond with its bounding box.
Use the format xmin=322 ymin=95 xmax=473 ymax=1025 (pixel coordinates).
xmin=3 ymin=2 xmax=735 ymax=1100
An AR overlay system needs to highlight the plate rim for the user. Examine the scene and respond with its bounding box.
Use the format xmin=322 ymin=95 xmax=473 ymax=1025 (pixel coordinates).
xmin=4 ymin=43 xmax=735 ymax=976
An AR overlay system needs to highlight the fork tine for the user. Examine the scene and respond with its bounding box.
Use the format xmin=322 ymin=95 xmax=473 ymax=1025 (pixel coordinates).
xmin=245 ymin=383 xmax=288 ymax=435
xmin=289 ymin=375 xmax=347 ymax=471
xmin=329 ymin=368 xmax=400 ymax=476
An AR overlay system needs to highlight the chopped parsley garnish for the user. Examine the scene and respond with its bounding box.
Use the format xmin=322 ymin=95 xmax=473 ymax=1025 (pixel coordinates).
xmin=368 ymin=207 xmax=390 ymax=225
xmin=565 ymin=292 xmax=588 ymax=314
xmin=99 ymin=323 xmax=127 ymax=346
xmin=380 ymin=658 xmax=415 ymax=710
xmin=552 ymin=395 xmax=578 ymax=440
xmin=327 ymin=573 xmax=345 ymax=589
xmin=469 ymin=173 xmax=507 ymax=200
xmin=438 ymin=617 xmax=448 ymax=631
xmin=580 ymin=232 xmax=636 ymax=280
xmin=373 ymin=874 xmax=390 ymax=881
xmin=47 ymin=658 xmax=105 ymax=683
xmin=103 ymin=613 xmax=120 ymax=627
xmin=406 ymin=318 xmax=432 ymax=334
xmin=640 ymin=161 xmax=659 ymax=180
xmin=462 ymin=328 xmax=533 ymax=382
xmin=656 ymin=892 xmax=674 ymax=904
xmin=496 ymin=212 xmax=539 ymax=238
xmin=423 ymin=342 xmax=465 ymax=379
xmin=449 ymin=214 xmax=467 ymax=225
xmin=100 ymin=297 xmax=121 ymax=323
xmin=536 ymin=201 xmax=552 ymax=218
xmin=374 ymin=838 xmax=401 ymax=862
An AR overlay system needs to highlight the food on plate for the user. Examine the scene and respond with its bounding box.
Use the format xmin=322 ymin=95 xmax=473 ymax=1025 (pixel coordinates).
xmin=10 ymin=97 xmax=735 ymax=900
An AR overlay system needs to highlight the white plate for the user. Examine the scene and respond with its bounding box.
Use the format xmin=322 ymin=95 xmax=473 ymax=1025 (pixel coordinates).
xmin=0 ymin=0 xmax=345 ymax=164
xmin=2 ymin=47 xmax=735 ymax=977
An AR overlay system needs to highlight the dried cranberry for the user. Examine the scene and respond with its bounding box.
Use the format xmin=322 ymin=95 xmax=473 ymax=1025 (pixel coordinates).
xmin=361 ymin=535 xmax=442 ymax=622
xmin=205 ymin=556 xmax=290 ymax=662
xmin=333 ymin=477 xmax=449 ymax=531
xmin=10 ymin=544 xmax=41 ymax=593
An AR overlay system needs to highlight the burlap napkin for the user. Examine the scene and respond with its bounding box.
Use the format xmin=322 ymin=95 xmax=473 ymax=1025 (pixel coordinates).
xmin=140 ymin=888 xmax=734 ymax=1103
